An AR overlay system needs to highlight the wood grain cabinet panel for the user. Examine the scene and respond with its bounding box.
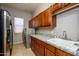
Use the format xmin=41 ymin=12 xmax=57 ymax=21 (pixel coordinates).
xmin=52 ymin=3 xmax=62 ymax=12
xmin=36 ymin=15 xmax=41 ymax=27
xmin=45 ymin=48 xmax=55 ymax=56
xmin=37 ymin=43 xmax=44 ymax=56
xmin=29 ymin=6 xmax=56 ymax=28
xmin=31 ymin=37 xmax=45 ymax=56
xmin=29 ymin=20 xmax=33 ymax=28
xmin=56 ymin=48 xmax=72 ymax=56
xmin=36 ymin=39 xmax=45 ymax=56
xmin=43 ymin=8 xmax=52 ymax=26
xmin=38 ymin=12 xmax=44 ymax=27
xmin=52 ymin=3 xmax=69 ymax=12
xmin=31 ymin=36 xmax=72 ymax=56
xmin=45 ymin=44 xmax=56 ymax=53
xmin=51 ymin=3 xmax=71 ymax=14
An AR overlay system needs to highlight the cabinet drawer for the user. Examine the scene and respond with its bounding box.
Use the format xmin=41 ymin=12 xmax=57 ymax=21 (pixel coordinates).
xmin=56 ymin=48 xmax=72 ymax=56
xmin=45 ymin=44 xmax=56 ymax=53
xmin=37 ymin=39 xmax=45 ymax=46
xmin=45 ymin=48 xmax=55 ymax=56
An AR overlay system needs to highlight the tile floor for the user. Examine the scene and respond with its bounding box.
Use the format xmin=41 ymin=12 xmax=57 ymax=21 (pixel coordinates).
xmin=12 ymin=43 xmax=35 ymax=56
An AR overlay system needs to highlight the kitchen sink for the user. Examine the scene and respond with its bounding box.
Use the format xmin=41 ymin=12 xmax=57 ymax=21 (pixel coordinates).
xmin=74 ymin=43 xmax=79 ymax=46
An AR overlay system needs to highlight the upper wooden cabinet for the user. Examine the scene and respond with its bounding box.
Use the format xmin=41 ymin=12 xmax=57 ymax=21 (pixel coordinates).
xmin=29 ymin=17 xmax=39 ymax=28
xmin=52 ymin=3 xmax=69 ymax=12
xmin=29 ymin=19 xmax=33 ymax=28
xmin=29 ymin=3 xmax=77 ymax=28
xmin=43 ymin=7 xmax=53 ymax=27
xmin=29 ymin=6 xmax=56 ymax=28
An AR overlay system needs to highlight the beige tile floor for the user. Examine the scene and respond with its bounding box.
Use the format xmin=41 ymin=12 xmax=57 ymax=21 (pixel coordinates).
xmin=12 ymin=43 xmax=35 ymax=56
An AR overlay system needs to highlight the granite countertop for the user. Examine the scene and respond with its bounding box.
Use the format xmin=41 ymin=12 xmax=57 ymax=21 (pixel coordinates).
xmin=30 ymin=34 xmax=79 ymax=56
xmin=47 ymin=38 xmax=79 ymax=56
xmin=30 ymin=34 xmax=54 ymax=43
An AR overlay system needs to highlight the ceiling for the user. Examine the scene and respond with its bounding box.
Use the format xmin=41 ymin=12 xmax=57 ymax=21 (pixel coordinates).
xmin=0 ymin=3 xmax=44 ymax=13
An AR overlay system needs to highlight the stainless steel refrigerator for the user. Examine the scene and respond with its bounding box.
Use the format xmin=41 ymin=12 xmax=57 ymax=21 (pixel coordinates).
xmin=0 ymin=9 xmax=13 ymax=56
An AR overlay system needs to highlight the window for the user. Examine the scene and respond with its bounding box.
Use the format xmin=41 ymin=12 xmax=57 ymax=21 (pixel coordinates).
xmin=14 ymin=17 xmax=24 ymax=33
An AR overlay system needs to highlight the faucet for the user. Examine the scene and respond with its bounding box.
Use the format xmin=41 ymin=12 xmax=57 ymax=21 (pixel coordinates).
xmin=62 ymin=31 xmax=68 ymax=40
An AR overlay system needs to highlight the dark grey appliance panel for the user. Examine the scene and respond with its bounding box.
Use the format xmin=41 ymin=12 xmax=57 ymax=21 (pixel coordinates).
xmin=0 ymin=9 xmax=13 ymax=56
xmin=0 ymin=9 xmax=4 ymax=56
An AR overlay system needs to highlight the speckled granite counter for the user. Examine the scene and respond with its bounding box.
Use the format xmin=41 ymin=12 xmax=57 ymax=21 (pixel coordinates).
xmin=30 ymin=34 xmax=79 ymax=56
xmin=47 ymin=38 xmax=79 ymax=56
xmin=30 ymin=34 xmax=53 ymax=43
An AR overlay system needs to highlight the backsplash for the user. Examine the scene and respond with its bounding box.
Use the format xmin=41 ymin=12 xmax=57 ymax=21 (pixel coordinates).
xmin=36 ymin=7 xmax=79 ymax=41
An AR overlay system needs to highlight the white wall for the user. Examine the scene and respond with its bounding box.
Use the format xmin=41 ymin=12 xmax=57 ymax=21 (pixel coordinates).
xmin=36 ymin=7 xmax=79 ymax=41
xmin=0 ymin=6 xmax=32 ymax=44
xmin=33 ymin=3 xmax=52 ymax=17
xmin=54 ymin=8 xmax=79 ymax=41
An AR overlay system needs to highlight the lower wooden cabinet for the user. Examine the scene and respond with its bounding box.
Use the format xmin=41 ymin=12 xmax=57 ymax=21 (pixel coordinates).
xmin=31 ymin=37 xmax=45 ymax=56
xmin=31 ymin=36 xmax=72 ymax=56
xmin=31 ymin=37 xmax=37 ymax=54
xmin=56 ymin=49 xmax=72 ymax=56
xmin=37 ymin=43 xmax=44 ymax=56
xmin=45 ymin=48 xmax=55 ymax=56
xmin=45 ymin=43 xmax=56 ymax=53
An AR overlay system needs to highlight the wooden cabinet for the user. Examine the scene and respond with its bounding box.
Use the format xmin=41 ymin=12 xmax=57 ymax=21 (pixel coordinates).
xmin=52 ymin=3 xmax=70 ymax=12
xmin=29 ymin=20 xmax=33 ymax=28
xmin=52 ymin=3 xmax=77 ymax=15
xmin=29 ymin=18 xmax=38 ymax=28
xmin=56 ymin=48 xmax=72 ymax=56
xmin=33 ymin=19 xmax=38 ymax=28
xmin=36 ymin=14 xmax=42 ymax=27
xmin=36 ymin=39 xmax=45 ymax=56
xmin=29 ymin=3 xmax=77 ymax=28
xmin=29 ymin=6 xmax=56 ymax=28
xmin=31 ymin=36 xmax=72 ymax=56
xmin=31 ymin=37 xmax=36 ymax=54
xmin=31 ymin=37 xmax=45 ymax=56
xmin=36 ymin=42 xmax=44 ymax=56
xmin=45 ymin=43 xmax=56 ymax=56
xmin=45 ymin=43 xmax=56 ymax=53
xmin=45 ymin=48 xmax=55 ymax=56
xmin=42 ymin=7 xmax=53 ymax=27
xmin=52 ymin=3 xmax=62 ymax=12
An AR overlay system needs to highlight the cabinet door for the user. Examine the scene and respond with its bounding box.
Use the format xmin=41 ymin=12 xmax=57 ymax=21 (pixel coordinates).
xmin=52 ymin=3 xmax=66 ymax=12
xmin=52 ymin=3 xmax=70 ymax=13
xmin=45 ymin=48 xmax=55 ymax=56
xmin=29 ymin=20 xmax=33 ymax=28
xmin=37 ymin=43 xmax=44 ymax=56
xmin=31 ymin=37 xmax=35 ymax=51
xmin=32 ymin=18 xmax=36 ymax=28
xmin=56 ymin=48 xmax=72 ymax=56
xmin=34 ymin=19 xmax=38 ymax=28
xmin=31 ymin=37 xmax=45 ymax=56
xmin=36 ymin=39 xmax=45 ymax=56
xmin=45 ymin=43 xmax=56 ymax=53
xmin=36 ymin=15 xmax=41 ymax=27
xmin=52 ymin=3 xmax=61 ymax=12
xmin=42 ymin=7 xmax=52 ymax=27
xmin=39 ymin=12 xmax=44 ymax=27
xmin=39 ymin=14 xmax=43 ymax=27
xmin=31 ymin=37 xmax=37 ymax=54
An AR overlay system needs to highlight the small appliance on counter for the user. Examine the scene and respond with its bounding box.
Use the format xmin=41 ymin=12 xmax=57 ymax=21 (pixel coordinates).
xmin=0 ymin=9 xmax=13 ymax=56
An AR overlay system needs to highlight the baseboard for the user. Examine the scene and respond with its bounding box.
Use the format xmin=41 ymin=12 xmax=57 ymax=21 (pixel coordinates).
xmin=13 ymin=41 xmax=23 ymax=45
